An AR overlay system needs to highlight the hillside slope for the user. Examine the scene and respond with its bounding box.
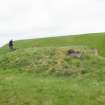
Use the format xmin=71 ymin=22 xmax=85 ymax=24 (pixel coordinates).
xmin=0 ymin=33 xmax=105 ymax=105
xmin=1 ymin=32 xmax=105 ymax=56
xmin=0 ymin=32 xmax=105 ymax=76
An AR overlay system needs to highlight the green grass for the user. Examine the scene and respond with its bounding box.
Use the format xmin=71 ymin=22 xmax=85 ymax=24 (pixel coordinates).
xmin=0 ymin=47 xmax=105 ymax=76
xmin=0 ymin=32 xmax=105 ymax=105
xmin=1 ymin=32 xmax=105 ymax=56
xmin=0 ymin=70 xmax=105 ymax=105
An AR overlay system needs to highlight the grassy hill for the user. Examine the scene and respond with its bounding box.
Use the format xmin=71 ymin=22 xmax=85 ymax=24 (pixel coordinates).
xmin=0 ymin=33 xmax=105 ymax=105
xmin=1 ymin=32 xmax=105 ymax=56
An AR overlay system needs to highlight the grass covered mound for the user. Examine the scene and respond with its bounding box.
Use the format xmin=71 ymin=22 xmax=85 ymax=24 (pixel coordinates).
xmin=0 ymin=46 xmax=105 ymax=105
xmin=0 ymin=46 xmax=105 ymax=76
xmin=1 ymin=33 xmax=105 ymax=105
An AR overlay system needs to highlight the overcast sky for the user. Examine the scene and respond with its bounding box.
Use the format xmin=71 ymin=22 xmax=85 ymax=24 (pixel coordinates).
xmin=0 ymin=0 xmax=105 ymax=47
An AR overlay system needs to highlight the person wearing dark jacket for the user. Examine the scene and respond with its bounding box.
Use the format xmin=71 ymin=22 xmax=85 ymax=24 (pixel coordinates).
xmin=8 ymin=40 xmax=14 ymax=50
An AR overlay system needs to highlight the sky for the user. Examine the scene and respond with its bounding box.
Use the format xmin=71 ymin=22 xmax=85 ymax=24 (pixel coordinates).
xmin=0 ymin=0 xmax=105 ymax=47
